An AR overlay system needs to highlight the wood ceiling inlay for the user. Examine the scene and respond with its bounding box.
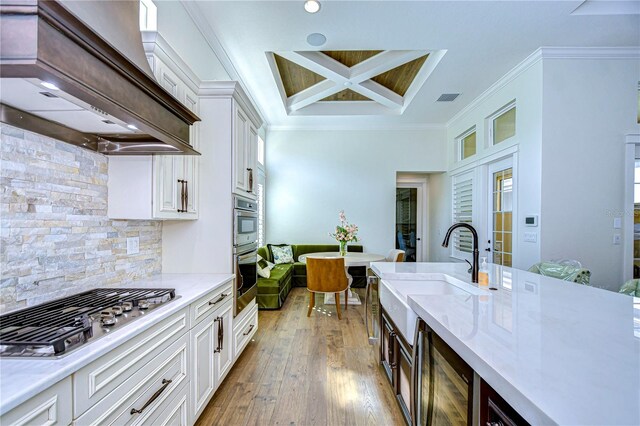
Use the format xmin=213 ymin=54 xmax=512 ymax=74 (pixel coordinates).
xmin=273 ymin=54 xmax=325 ymax=97
xmin=321 ymin=50 xmax=383 ymax=68
xmin=321 ymin=89 xmax=371 ymax=102
xmin=267 ymin=49 xmax=445 ymax=116
xmin=372 ymin=54 xmax=429 ymax=96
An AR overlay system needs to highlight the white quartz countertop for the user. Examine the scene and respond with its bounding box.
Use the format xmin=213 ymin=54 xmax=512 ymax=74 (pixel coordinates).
xmin=375 ymin=262 xmax=640 ymax=425
xmin=0 ymin=273 xmax=234 ymax=415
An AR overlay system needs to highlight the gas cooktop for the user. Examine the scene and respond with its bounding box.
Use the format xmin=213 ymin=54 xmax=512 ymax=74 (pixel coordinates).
xmin=0 ymin=288 xmax=177 ymax=358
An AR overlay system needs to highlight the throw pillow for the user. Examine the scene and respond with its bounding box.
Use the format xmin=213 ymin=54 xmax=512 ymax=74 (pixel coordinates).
xmin=270 ymin=245 xmax=294 ymax=264
xmin=257 ymin=254 xmax=275 ymax=279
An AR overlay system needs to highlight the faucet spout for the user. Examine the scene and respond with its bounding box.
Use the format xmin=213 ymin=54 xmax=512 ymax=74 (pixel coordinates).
xmin=441 ymin=223 xmax=480 ymax=284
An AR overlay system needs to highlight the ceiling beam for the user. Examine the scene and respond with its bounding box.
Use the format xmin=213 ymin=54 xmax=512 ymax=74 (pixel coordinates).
xmin=287 ymin=79 xmax=341 ymax=112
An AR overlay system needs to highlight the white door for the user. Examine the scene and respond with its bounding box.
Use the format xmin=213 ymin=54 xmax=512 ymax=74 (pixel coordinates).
xmin=487 ymin=157 xmax=515 ymax=267
xmin=189 ymin=313 xmax=216 ymax=419
xmin=396 ymin=180 xmax=427 ymax=262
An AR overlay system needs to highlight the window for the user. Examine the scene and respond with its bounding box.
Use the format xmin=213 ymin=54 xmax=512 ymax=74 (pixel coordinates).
xmin=451 ymin=171 xmax=474 ymax=259
xmin=258 ymin=136 xmax=265 ymax=167
xmin=257 ymin=171 xmax=266 ymax=247
xmin=457 ymin=127 xmax=476 ymax=161
xmin=489 ymin=102 xmax=516 ymax=145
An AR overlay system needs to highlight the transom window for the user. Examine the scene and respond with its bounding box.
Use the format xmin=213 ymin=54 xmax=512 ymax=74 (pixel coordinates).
xmin=457 ymin=127 xmax=476 ymax=161
xmin=488 ymin=102 xmax=516 ymax=146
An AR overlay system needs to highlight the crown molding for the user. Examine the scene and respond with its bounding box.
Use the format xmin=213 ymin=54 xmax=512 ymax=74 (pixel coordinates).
xmin=446 ymin=46 xmax=640 ymax=128
xmin=267 ymin=122 xmax=446 ymax=132
xmin=142 ymin=31 xmax=201 ymax=93
xmin=539 ymin=46 xmax=640 ymax=59
xmin=180 ymin=0 xmax=267 ymax=127
xmin=446 ymin=48 xmax=543 ymax=127
xmin=199 ymin=81 xmax=264 ymax=128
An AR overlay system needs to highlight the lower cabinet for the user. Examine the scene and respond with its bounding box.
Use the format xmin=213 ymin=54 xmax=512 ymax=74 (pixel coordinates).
xmin=1 ymin=280 xmax=257 ymax=426
xmin=480 ymin=379 xmax=530 ymax=426
xmin=1 ymin=377 xmax=72 ymax=426
xmin=190 ymin=299 xmax=234 ymax=422
xmin=380 ymin=309 xmax=413 ymax=425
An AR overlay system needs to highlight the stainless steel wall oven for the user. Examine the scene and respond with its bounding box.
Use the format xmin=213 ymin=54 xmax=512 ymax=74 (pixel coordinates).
xmin=233 ymin=196 xmax=258 ymax=317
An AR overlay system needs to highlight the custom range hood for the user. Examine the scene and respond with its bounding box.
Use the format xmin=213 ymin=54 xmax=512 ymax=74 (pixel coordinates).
xmin=0 ymin=0 xmax=200 ymax=155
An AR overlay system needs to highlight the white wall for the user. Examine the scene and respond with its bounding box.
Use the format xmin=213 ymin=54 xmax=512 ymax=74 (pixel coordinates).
xmin=429 ymin=58 xmax=544 ymax=269
xmin=265 ymin=128 xmax=447 ymax=256
xmin=155 ymin=1 xmax=230 ymax=81
xmin=541 ymin=57 xmax=640 ymax=290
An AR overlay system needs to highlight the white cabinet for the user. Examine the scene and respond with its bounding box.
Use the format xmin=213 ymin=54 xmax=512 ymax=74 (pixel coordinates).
xmin=107 ymin=33 xmax=199 ymax=221
xmin=1 ymin=377 xmax=72 ymax=426
xmin=232 ymin=96 xmax=259 ymax=199
xmin=233 ymin=301 xmax=258 ymax=360
xmin=189 ymin=298 xmax=233 ymax=421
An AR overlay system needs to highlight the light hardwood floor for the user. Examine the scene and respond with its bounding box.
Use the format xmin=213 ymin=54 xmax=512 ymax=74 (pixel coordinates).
xmin=195 ymin=287 xmax=405 ymax=426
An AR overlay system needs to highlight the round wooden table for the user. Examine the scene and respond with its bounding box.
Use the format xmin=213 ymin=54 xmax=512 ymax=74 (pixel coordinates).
xmin=298 ymin=252 xmax=386 ymax=305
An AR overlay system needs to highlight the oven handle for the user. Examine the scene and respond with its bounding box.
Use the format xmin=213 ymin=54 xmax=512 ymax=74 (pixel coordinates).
xmin=237 ymin=251 xmax=257 ymax=264
xmin=235 ymin=209 xmax=258 ymax=218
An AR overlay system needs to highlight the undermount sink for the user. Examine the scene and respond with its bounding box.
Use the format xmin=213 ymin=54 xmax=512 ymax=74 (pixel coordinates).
xmin=380 ymin=274 xmax=485 ymax=344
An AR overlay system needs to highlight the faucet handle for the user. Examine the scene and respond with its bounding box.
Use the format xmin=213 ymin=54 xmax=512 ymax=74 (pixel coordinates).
xmin=464 ymin=259 xmax=472 ymax=274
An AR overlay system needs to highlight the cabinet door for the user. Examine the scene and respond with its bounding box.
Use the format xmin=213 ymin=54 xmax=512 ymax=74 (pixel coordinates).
xmin=154 ymin=156 xmax=181 ymax=217
xmin=246 ymin=123 xmax=258 ymax=195
xmin=190 ymin=312 xmax=216 ymax=419
xmin=214 ymin=302 xmax=234 ymax=384
xmin=234 ymin=106 xmax=249 ymax=194
xmin=182 ymin=87 xmax=199 ymax=217
xmin=381 ymin=313 xmax=396 ymax=383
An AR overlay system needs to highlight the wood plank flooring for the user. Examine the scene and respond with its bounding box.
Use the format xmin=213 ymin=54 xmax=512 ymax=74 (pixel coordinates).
xmin=195 ymin=288 xmax=405 ymax=426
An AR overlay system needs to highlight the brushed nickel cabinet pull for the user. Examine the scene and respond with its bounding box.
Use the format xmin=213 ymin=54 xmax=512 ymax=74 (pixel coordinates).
xmin=214 ymin=316 xmax=223 ymax=353
xmin=247 ymin=168 xmax=253 ymax=193
xmin=208 ymin=293 xmax=228 ymax=306
xmin=177 ymin=179 xmax=186 ymax=212
xmin=184 ymin=180 xmax=189 ymax=212
xmin=242 ymin=324 xmax=255 ymax=336
xmin=130 ymin=378 xmax=172 ymax=415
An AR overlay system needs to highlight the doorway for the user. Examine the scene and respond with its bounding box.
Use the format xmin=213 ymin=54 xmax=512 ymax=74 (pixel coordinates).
xmin=487 ymin=158 xmax=514 ymax=267
xmin=396 ymin=175 xmax=428 ymax=262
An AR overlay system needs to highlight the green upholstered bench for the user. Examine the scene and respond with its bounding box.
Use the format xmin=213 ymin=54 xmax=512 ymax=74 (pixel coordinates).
xmin=256 ymin=244 xmax=366 ymax=310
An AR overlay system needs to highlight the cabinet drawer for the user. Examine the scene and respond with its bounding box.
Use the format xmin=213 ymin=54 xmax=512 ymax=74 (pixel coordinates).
xmin=190 ymin=281 xmax=233 ymax=326
xmin=233 ymin=302 xmax=258 ymax=359
xmin=73 ymin=308 xmax=189 ymax=417
xmin=75 ymin=333 xmax=189 ymax=425
xmin=140 ymin=379 xmax=189 ymax=426
xmin=1 ymin=377 xmax=72 ymax=426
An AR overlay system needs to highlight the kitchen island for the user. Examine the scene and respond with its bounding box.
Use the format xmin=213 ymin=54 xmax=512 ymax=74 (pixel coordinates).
xmin=371 ymin=262 xmax=640 ymax=425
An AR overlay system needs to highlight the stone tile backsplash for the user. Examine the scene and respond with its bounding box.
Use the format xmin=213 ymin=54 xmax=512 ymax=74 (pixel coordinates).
xmin=1 ymin=124 xmax=162 ymax=312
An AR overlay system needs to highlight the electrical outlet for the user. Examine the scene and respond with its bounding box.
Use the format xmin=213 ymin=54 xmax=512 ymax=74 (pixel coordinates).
xmin=613 ymin=234 xmax=621 ymax=245
xmin=127 ymin=237 xmax=140 ymax=255
xmin=524 ymin=232 xmax=537 ymax=243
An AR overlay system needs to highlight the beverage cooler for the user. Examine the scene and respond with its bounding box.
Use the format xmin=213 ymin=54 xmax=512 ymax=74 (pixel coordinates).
xmin=412 ymin=318 xmax=476 ymax=426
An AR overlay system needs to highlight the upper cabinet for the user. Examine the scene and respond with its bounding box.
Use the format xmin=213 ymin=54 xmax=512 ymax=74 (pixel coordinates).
xmin=107 ymin=32 xmax=200 ymax=220
xmin=233 ymin=105 xmax=258 ymax=198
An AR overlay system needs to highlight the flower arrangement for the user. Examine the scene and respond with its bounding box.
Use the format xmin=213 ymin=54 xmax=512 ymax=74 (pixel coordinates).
xmin=329 ymin=210 xmax=359 ymax=256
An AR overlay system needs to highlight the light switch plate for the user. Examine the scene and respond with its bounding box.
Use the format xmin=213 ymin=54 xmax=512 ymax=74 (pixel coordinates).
xmin=524 ymin=232 xmax=537 ymax=243
xmin=127 ymin=237 xmax=140 ymax=255
xmin=613 ymin=218 xmax=622 ymax=229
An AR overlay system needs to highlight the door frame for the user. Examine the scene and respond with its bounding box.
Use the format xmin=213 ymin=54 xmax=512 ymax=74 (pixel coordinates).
xmin=396 ymin=175 xmax=428 ymax=262
xmin=623 ymin=135 xmax=640 ymax=282
xmin=485 ymin=154 xmax=518 ymax=267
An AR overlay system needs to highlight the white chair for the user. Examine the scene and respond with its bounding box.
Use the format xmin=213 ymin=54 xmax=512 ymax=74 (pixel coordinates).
xmin=386 ymin=249 xmax=405 ymax=262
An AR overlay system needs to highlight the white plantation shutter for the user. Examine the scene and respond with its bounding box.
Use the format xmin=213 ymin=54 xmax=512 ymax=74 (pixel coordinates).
xmin=452 ymin=171 xmax=474 ymax=258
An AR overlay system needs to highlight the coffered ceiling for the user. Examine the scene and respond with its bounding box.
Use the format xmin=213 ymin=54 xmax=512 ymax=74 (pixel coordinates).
xmin=268 ymin=49 xmax=441 ymax=115
xmin=183 ymin=1 xmax=640 ymax=129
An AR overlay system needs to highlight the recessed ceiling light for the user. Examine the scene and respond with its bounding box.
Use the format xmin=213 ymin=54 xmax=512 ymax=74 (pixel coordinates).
xmin=126 ymin=124 xmax=138 ymax=130
xmin=40 ymin=82 xmax=59 ymax=91
xmin=306 ymin=33 xmax=326 ymax=47
xmin=304 ymin=0 xmax=321 ymax=14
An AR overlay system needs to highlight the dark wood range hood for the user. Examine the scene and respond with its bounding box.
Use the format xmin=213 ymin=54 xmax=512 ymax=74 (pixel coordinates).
xmin=0 ymin=0 xmax=201 ymax=155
